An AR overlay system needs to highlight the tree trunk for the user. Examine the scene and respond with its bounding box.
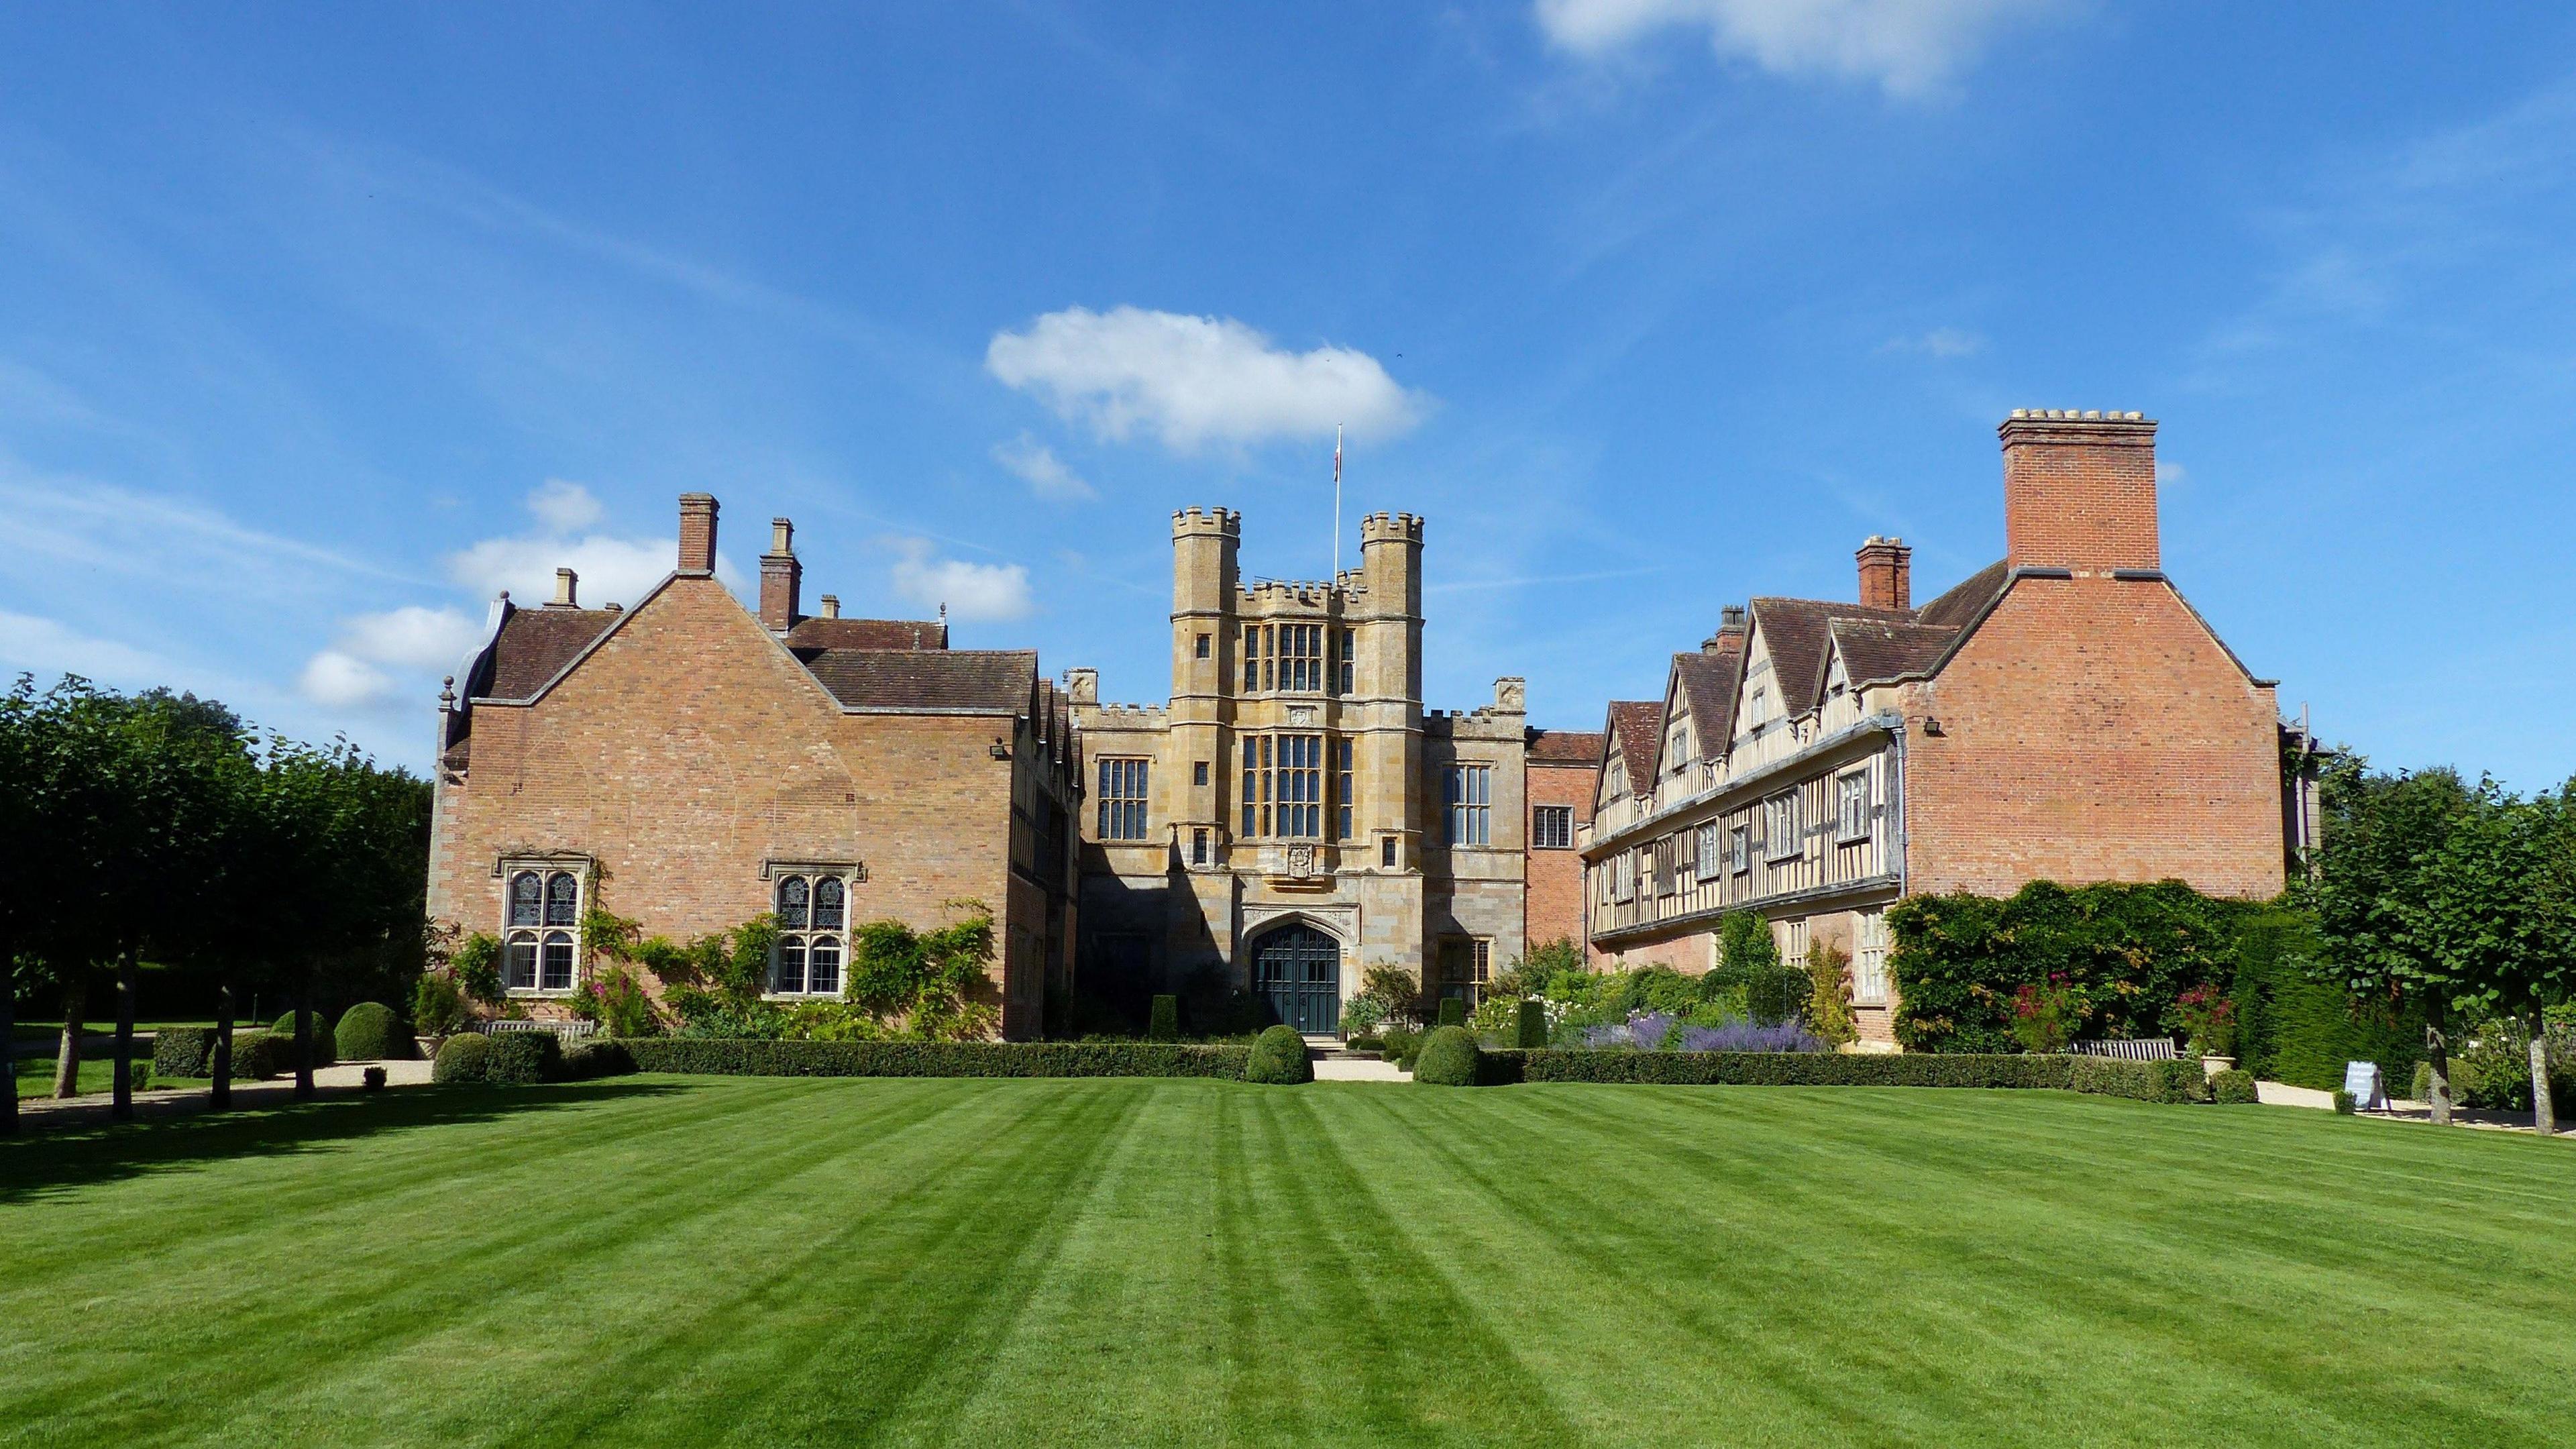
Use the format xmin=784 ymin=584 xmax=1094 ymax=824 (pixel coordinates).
xmin=2424 ymin=1017 xmax=2454 ymax=1126
xmin=2530 ymin=1015 xmax=2557 ymax=1138
xmin=111 ymin=951 xmax=137 ymax=1122
xmin=294 ymin=967 xmax=315 ymax=1101
xmin=1 ymin=933 xmax=16 ymax=1136
xmin=211 ymin=981 xmax=233 ymax=1111
xmin=52 ymin=974 xmax=86 ymax=1099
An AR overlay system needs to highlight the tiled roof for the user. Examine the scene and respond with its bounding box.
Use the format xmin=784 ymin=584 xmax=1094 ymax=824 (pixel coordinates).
xmin=783 ymin=616 xmax=948 ymax=651
xmin=801 ymin=649 xmax=1036 ymax=713
xmin=481 ymin=608 xmax=621 ymax=699
xmin=1525 ymin=729 xmax=1605 ymax=765
xmin=1670 ymin=647 xmax=1743 ymax=758
xmin=1914 ymin=558 xmax=2010 ymax=631
xmin=1604 ymin=700 xmax=1662 ymax=791
xmin=1827 ymin=617 xmax=1961 ymax=688
xmin=1749 ymin=597 xmax=1913 ymax=716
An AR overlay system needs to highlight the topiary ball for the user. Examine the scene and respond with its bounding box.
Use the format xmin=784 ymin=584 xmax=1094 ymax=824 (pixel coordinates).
xmin=2212 ymin=1068 xmax=2259 ymax=1105
xmin=432 ymin=1032 xmax=492 ymax=1085
xmin=1413 ymin=1026 xmax=1481 ymax=1086
xmin=224 ymin=1031 xmax=279 ymax=1081
xmin=1245 ymin=1024 xmax=1313 ymax=1085
xmin=270 ymin=1012 xmax=339 ymax=1069
xmin=334 ymin=1002 xmax=409 ymax=1062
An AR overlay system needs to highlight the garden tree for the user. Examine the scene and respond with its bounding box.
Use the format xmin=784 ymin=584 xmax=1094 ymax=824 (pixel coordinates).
xmin=2306 ymin=759 xmax=2483 ymax=1126
xmin=0 ymin=679 xmax=38 ymax=1134
xmin=2405 ymin=780 xmax=2576 ymax=1134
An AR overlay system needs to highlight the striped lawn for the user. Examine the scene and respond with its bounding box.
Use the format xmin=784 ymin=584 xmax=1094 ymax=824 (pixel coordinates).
xmin=2 ymin=1077 xmax=2571 ymax=1448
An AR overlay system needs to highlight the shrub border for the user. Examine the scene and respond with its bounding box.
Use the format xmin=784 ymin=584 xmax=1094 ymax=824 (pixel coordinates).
xmin=1482 ymin=1049 xmax=2208 ymax=1101
xmin=615 ymin=1038 xmax=1253 ymax=1080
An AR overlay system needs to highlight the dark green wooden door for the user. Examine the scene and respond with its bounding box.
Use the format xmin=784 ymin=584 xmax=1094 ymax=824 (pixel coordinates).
xmin=1252 ymin=925 xmax=1340 ymax=1034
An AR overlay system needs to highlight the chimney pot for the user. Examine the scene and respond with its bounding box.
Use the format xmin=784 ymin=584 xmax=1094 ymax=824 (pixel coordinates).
xmin=1856 ymin=537 xmax=1912 ymax=611
xmin=677 ymin=494 xmax=719 ymax=574
xmin=819 ymin=594 xmax=841 ymax=619
xmin=1997 ymin=410 xmax=2160 ymax=572
xmin=549 ymin=568 xmax=579 ymax=608
xmin=759 ymin=516 xmax=802 ymax=633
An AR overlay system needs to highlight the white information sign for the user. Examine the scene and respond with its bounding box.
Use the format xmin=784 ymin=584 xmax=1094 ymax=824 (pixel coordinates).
xmin=2343 ymin=1060 xmax=2387 ymax=1111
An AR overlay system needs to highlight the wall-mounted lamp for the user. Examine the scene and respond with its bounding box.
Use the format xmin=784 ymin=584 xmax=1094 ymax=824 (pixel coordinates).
xmin=1921 ymin=717 xmax=1946 ymax=737
xmin=988 ymin=738 xmax=1012 ymax=759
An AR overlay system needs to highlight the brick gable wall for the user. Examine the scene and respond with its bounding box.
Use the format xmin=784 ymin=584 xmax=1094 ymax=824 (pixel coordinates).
xmin=429 ymin=574 xmax=1040 ymax=1032
xmin=1899 ymin=576 xmax=2283 ymax=900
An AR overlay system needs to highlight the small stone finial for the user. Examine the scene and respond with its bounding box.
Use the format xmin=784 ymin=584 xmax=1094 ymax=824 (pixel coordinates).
xmin=439 ymin=675 xmax=457 ymax=710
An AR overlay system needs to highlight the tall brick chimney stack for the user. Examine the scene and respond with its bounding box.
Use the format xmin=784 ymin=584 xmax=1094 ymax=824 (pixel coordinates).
xmin=2000 ymin=410 xmax=2159 ymax=574
xmin=678 ymin=494 xmax=719 ymax=575
xmin=1856 ymin=537 xmax=1911 ymax=610
xmin=760 ymin=517 xmax=802 ymax=633
xmin=1703 ymin=604 xmax=1749 ymax=653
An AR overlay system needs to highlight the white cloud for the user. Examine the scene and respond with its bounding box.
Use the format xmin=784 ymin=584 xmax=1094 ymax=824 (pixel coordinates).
xmin=299 ymin=649 xmax=394 ymax=708
xmin=985 ymin=306 xmax=1427 ymax=452
xmin=297 ymin=605 xmax=482 ymax=708
xmin=527 ymin=478 xmax=605 ymax=533
xmin=887 ymin=539 xmax=1033 ymax=622
xmin=991 ymin=433 xmax=1097 ymax=500
xmin=1534 ymin=0 xmax=2062 ymax=99
xmin=443 ymin=480 xmax=697 ymax=607
xmin=339 ymin=605 xmax=483 ymax=672
xmin=1878 ymin=326 xmax=1986 ymax=358
xmin=0 ymin=608 xmax=185 ymax=683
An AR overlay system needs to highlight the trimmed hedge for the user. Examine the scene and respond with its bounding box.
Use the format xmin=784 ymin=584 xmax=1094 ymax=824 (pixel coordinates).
xmin=1413 ymin=1026 xmax=1481 ymax=1086
xmin=1147 ymin=995 xmax=1180 ymax=1042
xmin=269 ymin=1013 xmax=339 ymax=1069
xmin=227 ymin=1031 xmax=282 ymax=1082
xmin=1479 ymin=1049 xmax=2212 ymax=1102
xmin=618 ymin=1038 xmax=1255 ymax=1079
xmin=1245 ymin=1025 xmax=1313 ymax=1085
xmin=563 ymin=1040 xmax=636 ymax=1080
xmin=152 ymin=1026 xmax=213 ymax=1079
xmin=483 ymin=1032 xmax=562 ymax=1085
xmin=335 ymin=1002 xmax=410 ymax=1062
xmin=1514 ymin=1000 xmax=1546 ymax=1050
xmin=431 ymin=1033 xmax=491 ymax=1084
xmin=2212 ymin=1068 xmax=2259 ymax=1104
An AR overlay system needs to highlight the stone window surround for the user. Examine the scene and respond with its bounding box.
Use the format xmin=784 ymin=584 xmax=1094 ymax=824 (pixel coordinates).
xmin=493 ymin=853 xmax=592 ymax=998
xmin=765 ymin=860 xmax=863 ymax=1000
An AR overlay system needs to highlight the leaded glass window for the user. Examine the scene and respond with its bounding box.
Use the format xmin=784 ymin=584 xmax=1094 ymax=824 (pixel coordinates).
xmin=771 ymin=871 xmax=855 ymax=997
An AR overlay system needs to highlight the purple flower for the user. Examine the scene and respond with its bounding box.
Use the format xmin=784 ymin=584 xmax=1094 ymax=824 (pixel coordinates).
xmin=1676 ymin=1020 xmax=1829 ymax=1053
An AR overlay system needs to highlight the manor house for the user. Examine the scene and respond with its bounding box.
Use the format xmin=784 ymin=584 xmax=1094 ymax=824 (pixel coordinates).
xmin=1580 ymin=410 xmax=2295 ymax=1047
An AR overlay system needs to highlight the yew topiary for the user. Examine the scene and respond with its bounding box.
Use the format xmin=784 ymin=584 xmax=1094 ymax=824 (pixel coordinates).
xmin=1147 ymin=994 xmax=1181 ymax=1042
xmin=1413 ymin=1026 xmax=1481 ymax=1086
xmin=432 ymin=1032 xmax=492 ymax=1085
xmin=335 ymin=1002 xmax=409 ymax=1062
xmin=1245 ymin=1024 xmax=1312 ymax=1085
xmin=270 ymin=1012 xmax=339 ymax=1069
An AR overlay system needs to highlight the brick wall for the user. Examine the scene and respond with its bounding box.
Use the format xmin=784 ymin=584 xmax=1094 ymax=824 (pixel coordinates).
xmin=1900 ymin=575 xmax=2284 ymax=900
xmin=1525 ymin=758 xmax=1596 ymax=959
xmin=428 ymin=576 xmax=1040 ymax=1032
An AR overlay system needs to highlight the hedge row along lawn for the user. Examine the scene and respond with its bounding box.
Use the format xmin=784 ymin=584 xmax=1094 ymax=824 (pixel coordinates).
xmin=3 ymin=1079 xmax=2572 ymax=1447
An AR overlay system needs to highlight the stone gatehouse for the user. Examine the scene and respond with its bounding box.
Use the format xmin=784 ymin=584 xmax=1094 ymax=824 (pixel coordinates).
xmin=1067 ymin=508 xmax=1533 ymax=1031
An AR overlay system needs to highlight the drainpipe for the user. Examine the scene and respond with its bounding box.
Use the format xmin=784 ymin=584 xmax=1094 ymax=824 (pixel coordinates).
xmin=1888 ymin=716 xmax=1909 ymax=903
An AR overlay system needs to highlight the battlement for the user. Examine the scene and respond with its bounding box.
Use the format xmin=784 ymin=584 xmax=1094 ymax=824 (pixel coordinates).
xmin=1173 ymin=506 xmax=1242 ymax=538
xmin=1360 ymin=511 xmax=1425 ymax=544
xmin=1236 ymin=578 xmax=1346 ymax=610
xmin=1079 ymin=701 xmax=1170 ymax=728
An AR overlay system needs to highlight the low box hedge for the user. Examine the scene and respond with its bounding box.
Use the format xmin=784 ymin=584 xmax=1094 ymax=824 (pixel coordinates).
xmin=226 ymin=1031 xmax=282 ymax=1082
xmin=616 ymin=1038 xmax=1254 ymax=1079
xmin=483 ymin=1031 xmax=562 ymax=1085
xmin=152 ymin=1026 xmax=214 ymax=1079
xmin=1481 ymin=1049 xmax=2210 ymax=1100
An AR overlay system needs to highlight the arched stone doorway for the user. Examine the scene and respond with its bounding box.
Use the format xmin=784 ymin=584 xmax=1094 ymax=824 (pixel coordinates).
xmin=1250 ymin=922 xmax=1340 ymax=1034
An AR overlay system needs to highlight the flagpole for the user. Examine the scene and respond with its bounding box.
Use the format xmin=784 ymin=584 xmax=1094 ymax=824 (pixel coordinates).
xmin=1332 ymin=424 xmax=1344 ymax=587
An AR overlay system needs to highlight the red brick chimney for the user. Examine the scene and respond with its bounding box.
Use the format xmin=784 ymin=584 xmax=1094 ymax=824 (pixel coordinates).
xmin=759 ymin=517 xmax=802 ymax=632
xmin=1856 ymin=537 xmax=1911 ymax=610
xmin=1999 ymin=411 xmax=2159 ymax=573
xmin=678 ymin=494 xmax=719 ymax=574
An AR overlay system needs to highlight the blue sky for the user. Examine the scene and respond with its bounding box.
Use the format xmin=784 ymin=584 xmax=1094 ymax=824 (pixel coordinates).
xmin=6 ymin=3 xmax=2576 ymax=786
